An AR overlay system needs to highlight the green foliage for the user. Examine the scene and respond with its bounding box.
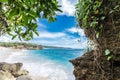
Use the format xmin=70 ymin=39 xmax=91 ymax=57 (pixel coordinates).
xmin=75 ymin=0 xmax=120 ymax=38
xmin=104 ymin=49 xmax=115 ymax=61
xmin=105 ymin=49 xmax=110 ymax=56
xmin=76 ymin=0 xmax=120 ymax=59
xmin=107 ymin=55 xmax=114 ymax=61
xmin=76 ymin=0 xmax=102 ymax=27
xmin=0 ymin=0 xmax=62 ymax=40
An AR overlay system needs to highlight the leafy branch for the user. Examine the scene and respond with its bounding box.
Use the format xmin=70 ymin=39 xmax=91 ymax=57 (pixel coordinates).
xmin=0 ymin=0 xmax=62 ymax=40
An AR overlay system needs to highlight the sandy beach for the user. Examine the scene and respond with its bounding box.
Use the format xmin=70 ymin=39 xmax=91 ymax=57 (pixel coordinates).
xmin=0 ymin=47 xmax=20 ymax=62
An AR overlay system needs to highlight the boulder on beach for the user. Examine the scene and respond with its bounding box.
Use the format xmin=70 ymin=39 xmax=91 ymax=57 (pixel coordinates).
xmin=0 ymin=62 xmax=31 ymax=80
xmin=14 ymin=69 xmax=29 ymax=77
xmin=0 ymin=70 xmax=15 ymax=80
xmin=0 ymin=62 xmax=23 ymax=73
xmin=16 ymin=75 xmax=32 ymax=80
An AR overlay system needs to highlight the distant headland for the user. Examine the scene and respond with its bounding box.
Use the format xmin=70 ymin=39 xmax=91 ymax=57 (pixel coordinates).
xmin=0 ymin=42 xmax=43 ymax=50
xmin=0 ymin=42 xmax=72 ymax=50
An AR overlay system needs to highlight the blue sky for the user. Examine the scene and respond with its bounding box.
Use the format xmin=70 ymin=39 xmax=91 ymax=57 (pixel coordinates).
xmin=0 ymin=0 xmax=87 ymax=49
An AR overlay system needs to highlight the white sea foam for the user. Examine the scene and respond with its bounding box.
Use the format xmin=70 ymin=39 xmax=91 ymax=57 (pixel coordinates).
xmin=0 ymin=48 xmax=74 ymax=80
xmin=0 ymin=47 xmax=20 ymax=61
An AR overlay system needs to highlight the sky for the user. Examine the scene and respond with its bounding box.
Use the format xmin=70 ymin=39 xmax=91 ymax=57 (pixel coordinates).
xmin=0 ymin=0 xmax=88 ymax=49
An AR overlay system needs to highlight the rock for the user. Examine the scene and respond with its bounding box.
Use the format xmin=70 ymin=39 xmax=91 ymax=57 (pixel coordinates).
xmin=70 ymin=50 xmax=120 ymax=80
xmin=0 ymin=62 xmax=23 ymax=76
xmin=16 ymin=75 xmax=32 ymax=80
xmin=0 ymin=70 xmax=15 ymax=80
xmin=13 ymin=69 xmax=29 ymax=77
xmin=0 ymin=62 xmax=31 ymax=80
xmin=15 ymin=63 xmax=23 ymax=71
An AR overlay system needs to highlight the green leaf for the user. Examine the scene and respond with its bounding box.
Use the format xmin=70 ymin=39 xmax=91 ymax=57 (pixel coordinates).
xmin=26 ymin=37 xmax=31 ymax=41
xmin=90 ymin=21 xmax=98 ymax=28
xmin=8 ymin=8 xmax=19 ymax=18
xmin=18 ymin=27 xmax=22 ymax=34
xmin=96 ymin=32 xmax=99 ymax=38
xmin=8 ymin=0 xmax=14 ymax=4
xmin=105 ymin=49 xmax=110 ymax=56
xmin=56 ymin=8 xmax=62 ymax=12
xmin=7 ymin=32 xmax=14 ymax=36
xmin=21 ymin=33 xmax=25 ymax=38
xmin=30 ymin=11 xmax=37 ymax=17
xmin=0 ymin=0 xmax=8 ymax=2
xmin=30 ymin=31 xmax=33 ymax=39
xmin=107 ymin=55 xmax=113 ymax=61
xmin=114 ymin=5 xmax=119 ymax=9
xmin=109 ymin=10 xmax=114 ymax=14
xmin=12 ymin=35 xmax=17 ymax=40
xmin=34 ymin=30 xmax=39 ymax=36
xmin=101 ymin=16 xmax=105 ymax=20
xmin=83 ymin=16 xmax=87 ymax=27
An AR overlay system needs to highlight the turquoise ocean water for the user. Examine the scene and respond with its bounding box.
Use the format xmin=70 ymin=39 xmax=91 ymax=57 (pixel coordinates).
xmin=4 ymin=48 xmax=85 ymax=80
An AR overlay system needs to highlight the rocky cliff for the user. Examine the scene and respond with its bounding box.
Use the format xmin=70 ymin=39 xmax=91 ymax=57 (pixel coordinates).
xmin=70 ymin=0 xmax=120 ymax=80
xmin=70 ymin=50 xmax=120 ymax=80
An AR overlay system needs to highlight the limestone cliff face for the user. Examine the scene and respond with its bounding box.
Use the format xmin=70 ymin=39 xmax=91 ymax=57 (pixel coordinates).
xmin=71 ymin=1 xmax=120 ymax=80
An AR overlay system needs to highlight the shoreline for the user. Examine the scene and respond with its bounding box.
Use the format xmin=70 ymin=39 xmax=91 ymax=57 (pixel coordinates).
xmin=0 ymin=46 xmax=78 ymax=80
xmin=0 ymin=47 xmax=21 ymax=62
xmin=0 ymin=47 xmax=50 ymax=80
xmin=0 ymin=47 xmax=74 ymax=80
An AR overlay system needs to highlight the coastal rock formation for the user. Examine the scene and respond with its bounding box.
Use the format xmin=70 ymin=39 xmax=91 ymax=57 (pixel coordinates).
xmin=71 ymin=0 xmax=120 ymax=80
xmin=70 ymin=50 xmax=120 ymax=80
xmin=14 ymin=69 xmax=29 ymax=77
xmin=0 ymin=70 xmax=15 ymax=80
xmin=71 ymin=19 xmax=120 ymax=80
xmin=70 ymin=19 xmax=120 ymax=79
xmin=0 ymin=62 xmax=32 ymax=80
xmin=16 ymin=75 xmax=32 ymax=80
xmin=0 ymin=62 xmax=23 ymax=75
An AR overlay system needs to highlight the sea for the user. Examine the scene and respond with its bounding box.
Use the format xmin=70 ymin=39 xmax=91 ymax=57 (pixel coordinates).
xmin=1 ymin=48 xmax=85 ymax=80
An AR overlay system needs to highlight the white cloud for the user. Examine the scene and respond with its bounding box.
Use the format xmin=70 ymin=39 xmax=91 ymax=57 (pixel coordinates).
xmin=36 ymin=20 xmax=47 ymax=31
xmin=0 ymin=22 xmax=87 ymax=49
xmin=58 ymin=0 xmax=77 ymax=16
xmin=37 ymin=19 xmax=46 ymax=28
xmin=66 ymin=27 xmax=85 ymax=36
xmin=37 ymin=22 xmax=46 ymax=28
xmin=0 ymin=31 xmax=87 ymax=49
xmin=67 ymin=27 xmax=78 ymax=33
xmin=30 ymin=36 xmax=87 ymax=49
xmin=0 ymin=35 xmax=11 ymax=42
xmin=30 ymin=31 xmax=87 ymax=49
xmin=0 ymin=35 xmax=20 ymax=42
xmin=34 ymin=31 xmax=66 ymax=39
